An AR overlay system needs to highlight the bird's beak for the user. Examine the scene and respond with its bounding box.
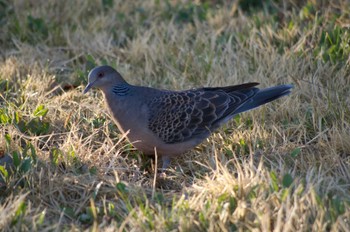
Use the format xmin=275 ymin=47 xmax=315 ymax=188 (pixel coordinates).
xmin=83 ymin=82 xmax=94 ymax=94
xmin=83 ymin=78 xmax=100 ymax=94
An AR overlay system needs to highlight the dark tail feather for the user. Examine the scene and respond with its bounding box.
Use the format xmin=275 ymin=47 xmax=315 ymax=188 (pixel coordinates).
xmin=234 ymin=84 xmax=293 ymax=114
xmin=203 ymin=82 xmax=259 ymax=92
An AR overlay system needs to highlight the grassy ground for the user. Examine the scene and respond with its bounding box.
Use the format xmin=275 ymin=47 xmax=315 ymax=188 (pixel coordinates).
xmin=0 ymin=0 xmax=350 ymax=231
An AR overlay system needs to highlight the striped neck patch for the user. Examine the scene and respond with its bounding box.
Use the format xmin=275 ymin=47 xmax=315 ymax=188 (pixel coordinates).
xmin=112 ymin=84 xmax=130 ymax=96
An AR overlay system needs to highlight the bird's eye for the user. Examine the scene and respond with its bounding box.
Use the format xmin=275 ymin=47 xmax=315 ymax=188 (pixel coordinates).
xmin=97 ymin=72 xmax=104 ymax=78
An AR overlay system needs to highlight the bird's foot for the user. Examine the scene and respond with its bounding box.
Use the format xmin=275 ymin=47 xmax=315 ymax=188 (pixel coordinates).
xmin=157 ymin=156 xmax=171 ymax=178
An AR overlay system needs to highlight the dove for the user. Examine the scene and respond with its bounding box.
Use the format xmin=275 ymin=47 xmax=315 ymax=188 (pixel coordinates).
xmin=84 ymin=65 xmax=292 ymax=170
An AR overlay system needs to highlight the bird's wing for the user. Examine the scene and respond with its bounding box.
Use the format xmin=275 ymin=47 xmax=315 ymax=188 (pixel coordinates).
xmin=147 ymin=83 xmax=259 ymax=144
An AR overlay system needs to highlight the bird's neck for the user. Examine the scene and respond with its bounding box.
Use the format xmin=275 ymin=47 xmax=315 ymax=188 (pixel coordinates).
xmin=101 ymin=84 xmax=138 ymax=136
xmin=100 ymin=82 xmax=130 ymax=96
xmin=111 ymin=83 xmax=131 ymax=96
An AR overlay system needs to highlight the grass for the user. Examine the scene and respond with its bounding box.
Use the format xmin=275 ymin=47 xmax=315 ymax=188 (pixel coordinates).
xmin=0 ymin=0 xmax=350 ymax=231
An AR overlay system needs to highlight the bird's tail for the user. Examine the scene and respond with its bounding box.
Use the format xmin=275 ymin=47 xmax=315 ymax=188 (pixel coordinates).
xmin=234 ymin=84 xmax=293 ymax=114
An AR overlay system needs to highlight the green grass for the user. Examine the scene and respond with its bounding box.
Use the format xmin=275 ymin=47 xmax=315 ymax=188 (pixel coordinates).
xmin=1 ymin=0 xmax=350 ymax=231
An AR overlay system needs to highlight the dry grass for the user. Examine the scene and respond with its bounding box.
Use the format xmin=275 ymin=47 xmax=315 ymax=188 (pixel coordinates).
xmin=0 ymin=0 xmax=350 ymax=231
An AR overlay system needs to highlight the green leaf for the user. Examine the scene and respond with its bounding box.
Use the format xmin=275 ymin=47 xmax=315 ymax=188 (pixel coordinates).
xmin=12 ymin=151 xmax=21 ymax=168
xmin=296 ymin=183 xmax=305 ymax=196
xmin=16 ymin=201 xmax=27 ymax=216
xmin=86 ymin=54 xmax=97 ymax=71
xmin=233 ymin=114 xmax=241 ymax=124
xmin=0 ymin=79 xmax=10 ymax=92
xmin=154 ymin=193 xmax=164 ymax=204
xmin=205 ymin=201 xmax=211 ymax=210
xmin=0 ymin=165 xmax=8 ymax=179
xmin=270 ymin=171 xmax=279 ymax=192
xmin=0 ymin=111 xmax=10 ymax=124
xmin=198 ymin=211 xmax=207 ymax=227
xmin=245 ymin=118 xmax=253 ymax=127
xmin=229 ymin=197 xmax=237 ymax=214
xmin=27 ymin=118 xmax=50 ymax=135
xmin=51 ymin=148 xmax=61 ymax=166
xmin=20 ymin=156 xmax=32 ymax=173
xmin=4 ymin=133 xmax=11 ymax=146
xmin=13 ymin=111 xmax=20 ymax=124
xmin=89 ymin=166 xmax=97 ymax=175
xmin=116 ymin=182 xmax=127 ymax=194
xmin=78 ymin=213 xmax=92 ymax=224
xmin=282 ymin=173 xmax=293 ymax=188
xmin=12 ymin=201 xmax=27 ymax=225
xmin=27 ymin=15 xmax=48 ymax=39
xmin=37 ymin=209 xmax=46 ymax=226
xmin=239 ymin=138 xmax=245 ymax=146
xmin=312 ymin=189 xmax=322 ymax=206
xmin=291 ymin=147 xmax=301 ymax=158
xmin=217 ymin=193 xmax=228 ymax=204
xmin=107 ymin=203 xmax=115 ymax=214
xmin=331 ymin=196 xmax=345 ymax=215
xmin=102 ymin=0 xmax=114 ymax=11
xmin=28 ymin=143 xmax=37 ymax=164
xmin=248 ymin=185 xmax=259 ymax=199
xmin=62 ymin=207 xmax=75 ymax=218
xmin=33 ymin=105 xmax=49 ymax=117
xmin=281 ymin=189 xmax=289 ymax=201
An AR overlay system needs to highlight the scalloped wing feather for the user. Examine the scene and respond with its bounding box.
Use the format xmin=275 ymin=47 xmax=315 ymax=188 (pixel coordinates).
xmin=147 ymin=83 xmax=259 ymax=144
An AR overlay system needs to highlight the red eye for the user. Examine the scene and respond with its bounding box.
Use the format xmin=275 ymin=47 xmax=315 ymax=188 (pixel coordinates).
xmin=98 ymin=72 xmax=104 ymax=78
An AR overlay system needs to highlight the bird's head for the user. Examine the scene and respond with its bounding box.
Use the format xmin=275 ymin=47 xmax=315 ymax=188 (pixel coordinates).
xmin=83 ymin=65 xmax=126 ymax=94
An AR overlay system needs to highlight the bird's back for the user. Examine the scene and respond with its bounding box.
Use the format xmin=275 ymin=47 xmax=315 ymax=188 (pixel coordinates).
xmin=145 ymin=83 xmax=262 ymax=145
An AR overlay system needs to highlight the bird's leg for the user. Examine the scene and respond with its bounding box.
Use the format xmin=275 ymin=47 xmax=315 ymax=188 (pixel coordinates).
xmin=161 ymin=155 xmax=171 ymax=171
xmin=157 ymin=155 xmax=171 ymax=178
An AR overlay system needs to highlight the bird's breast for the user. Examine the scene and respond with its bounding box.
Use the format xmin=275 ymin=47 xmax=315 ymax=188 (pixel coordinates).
xmin=103 ymin=92 xmax=202 ymax=156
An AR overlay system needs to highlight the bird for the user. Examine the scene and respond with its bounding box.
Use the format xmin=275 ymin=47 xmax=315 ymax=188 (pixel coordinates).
xmin=83 ymin=65 xmax=293 ymax=171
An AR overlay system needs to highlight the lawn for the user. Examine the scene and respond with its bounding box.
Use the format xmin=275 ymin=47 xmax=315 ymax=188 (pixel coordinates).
xmin=0 ymin=0 xmax=350 ymax=231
